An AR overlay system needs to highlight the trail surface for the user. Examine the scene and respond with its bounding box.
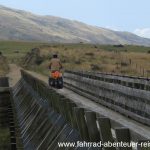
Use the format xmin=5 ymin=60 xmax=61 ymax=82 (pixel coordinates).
xmin=7 ymin=64 xmax=21 ymax=86
xmin=7 ymin=64 xmax=150 ymax=139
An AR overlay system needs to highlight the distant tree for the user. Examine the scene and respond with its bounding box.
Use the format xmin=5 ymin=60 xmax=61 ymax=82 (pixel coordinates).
xmin=113 ymin=44 xmax=124 ymax=48
xmin=147 ymin=50 xmax=150 ymax=53
xmin=94 ymin=45 xmax=98 ymax=48
xmin=85 ymin=52 xmax=94 ymax=56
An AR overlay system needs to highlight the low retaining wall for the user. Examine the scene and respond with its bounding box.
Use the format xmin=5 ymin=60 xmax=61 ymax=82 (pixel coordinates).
xmin=64 ymin=71 xmax=150 ymax=126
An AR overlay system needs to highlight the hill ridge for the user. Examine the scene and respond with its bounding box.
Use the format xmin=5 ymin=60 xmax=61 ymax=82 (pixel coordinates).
xmin=0 ymin=5 xmax=150 ymax=46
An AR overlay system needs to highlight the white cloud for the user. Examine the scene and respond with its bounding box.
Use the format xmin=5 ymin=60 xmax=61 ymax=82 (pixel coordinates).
xmin=134 ymin=28 xmax=150 ymax=38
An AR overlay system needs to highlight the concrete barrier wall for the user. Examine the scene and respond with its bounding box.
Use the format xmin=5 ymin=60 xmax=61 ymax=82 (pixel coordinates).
xmin=64 ymin=71 xmax=150 ymax=126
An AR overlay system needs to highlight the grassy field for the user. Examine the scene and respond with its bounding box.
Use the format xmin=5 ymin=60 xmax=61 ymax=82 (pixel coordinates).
xmin=0 ymin=55 xmax=9 ymax=76
xmin=0 ymin=41 xmax=150 ymax=77
xmin=0 ymin=41 xmax=46 ymax=63
xmin=34 ymin=43 xmax=150 ymax=77
xmin=0 ymin=41 xmax=44 ymax=75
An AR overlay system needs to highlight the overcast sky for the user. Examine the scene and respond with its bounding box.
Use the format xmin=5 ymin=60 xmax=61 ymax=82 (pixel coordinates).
xmin=0 ymin=0 xmax=150 ymax=38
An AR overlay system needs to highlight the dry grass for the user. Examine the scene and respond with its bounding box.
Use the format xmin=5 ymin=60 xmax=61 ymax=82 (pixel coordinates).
xmin=36 ymin=44 xmax=150 ymax=77
xmin=0 ymin=56 xmax=9 ymax=76
xmin=0 ymin=41 xmax=149 ymax=77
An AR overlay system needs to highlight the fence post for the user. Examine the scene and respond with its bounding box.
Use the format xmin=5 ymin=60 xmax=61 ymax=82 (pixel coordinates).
xmin=97 ymin=117 xmax=116 ymax=150
xmin=74 ymin=107 xmax=89 ymax=141
xmin=66 ymin=101 xmax=78 ymax=129
xmin=85 ymin=111 xmax=100 ymax=142
xmin=59 ymin=98 xmax=70 ymax=122
xmin=115 ymin=128 xmax=132 ymax=150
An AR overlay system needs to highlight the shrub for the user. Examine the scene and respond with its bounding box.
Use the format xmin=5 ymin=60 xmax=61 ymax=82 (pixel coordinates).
xmin=14 ymin=50 xmax=19 ymax=53
xmin=147 ymin=50 xmax=150 ymax=53
xmin=113 ymin=44 xmax=124 ymax=47
xmin=62 ymin=59 xmax=66 ymax=63
xmin=91 ymin=64 xmax=100 ymax=71
xmin=74 ymin=60 xmax=82 ymax=64
xmin=94 ymin=45 xmax=98 ymax=48
xmin=35 ymin=56 xmax=44 ymax=65
xmin=31 ymin=48 xmax=40 ymax=53
xmin=121 ymin=61 xmax=129 ymax=66
xmin=85 ymin=52 xmax=94 ymax=56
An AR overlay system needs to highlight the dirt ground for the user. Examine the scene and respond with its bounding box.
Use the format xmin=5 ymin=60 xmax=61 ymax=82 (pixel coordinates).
xmin=7 ymin=63 xmax=150 ymax=140
xmin=7 ymin=64 xmax=21 ymax=86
